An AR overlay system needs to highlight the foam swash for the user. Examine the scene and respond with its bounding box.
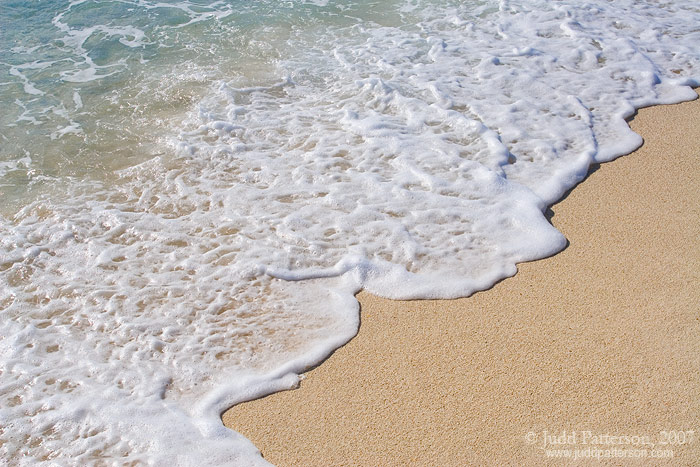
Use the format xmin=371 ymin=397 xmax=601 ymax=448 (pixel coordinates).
xmin=0 ymin=0 xmax=698 ymax=464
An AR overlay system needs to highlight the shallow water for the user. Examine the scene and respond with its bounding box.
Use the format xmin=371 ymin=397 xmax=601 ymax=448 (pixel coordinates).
xmin=0 ymin=0 xmax=698 ymax=464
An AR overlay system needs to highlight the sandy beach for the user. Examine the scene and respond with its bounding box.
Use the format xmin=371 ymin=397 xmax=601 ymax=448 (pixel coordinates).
xmin=224 ymin=92 xmax=700 ymax=466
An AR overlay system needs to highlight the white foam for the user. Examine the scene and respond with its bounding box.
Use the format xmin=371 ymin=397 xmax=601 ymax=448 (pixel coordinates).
xmin=8 ymin=67 xmax=45 ymax=96
xmin=0 ymin=0 xmax=698 ymax=464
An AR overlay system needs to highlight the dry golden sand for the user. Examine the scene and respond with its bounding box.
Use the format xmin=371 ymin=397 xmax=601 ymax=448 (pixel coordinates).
xmin=223 ymin=93 xmax=700 ymax=466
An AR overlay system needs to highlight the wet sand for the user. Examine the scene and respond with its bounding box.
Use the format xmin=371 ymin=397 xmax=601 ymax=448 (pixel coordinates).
xmin=223 ymin=92 xmax=700 ymax=466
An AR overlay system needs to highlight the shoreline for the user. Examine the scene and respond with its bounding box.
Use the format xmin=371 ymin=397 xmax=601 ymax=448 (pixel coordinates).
xmin=224 ymin=92 xmax=700 ymax=466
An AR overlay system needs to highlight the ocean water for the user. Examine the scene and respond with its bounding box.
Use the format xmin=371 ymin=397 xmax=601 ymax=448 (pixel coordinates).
xmin=0 ymin=0 xmax=698 ymax=464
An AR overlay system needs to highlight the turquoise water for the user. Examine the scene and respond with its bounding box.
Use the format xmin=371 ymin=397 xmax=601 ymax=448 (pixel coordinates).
xmin=1 ymin=1 xmax=394 ymax=201
xmin=2 ymin=0 xmax=278 ymax=201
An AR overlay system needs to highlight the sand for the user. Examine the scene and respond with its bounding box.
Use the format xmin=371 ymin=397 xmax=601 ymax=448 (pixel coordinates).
xmin=223 ymin=92 xmax=700 ymax=466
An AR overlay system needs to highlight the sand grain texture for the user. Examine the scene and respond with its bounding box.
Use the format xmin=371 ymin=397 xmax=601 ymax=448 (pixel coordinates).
xmin=223 ymin=93 xmax=700 ymax=466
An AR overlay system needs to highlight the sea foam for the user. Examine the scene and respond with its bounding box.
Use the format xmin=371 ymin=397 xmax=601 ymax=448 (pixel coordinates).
xmin=0 ymin=0 xmax=698 ymax=464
